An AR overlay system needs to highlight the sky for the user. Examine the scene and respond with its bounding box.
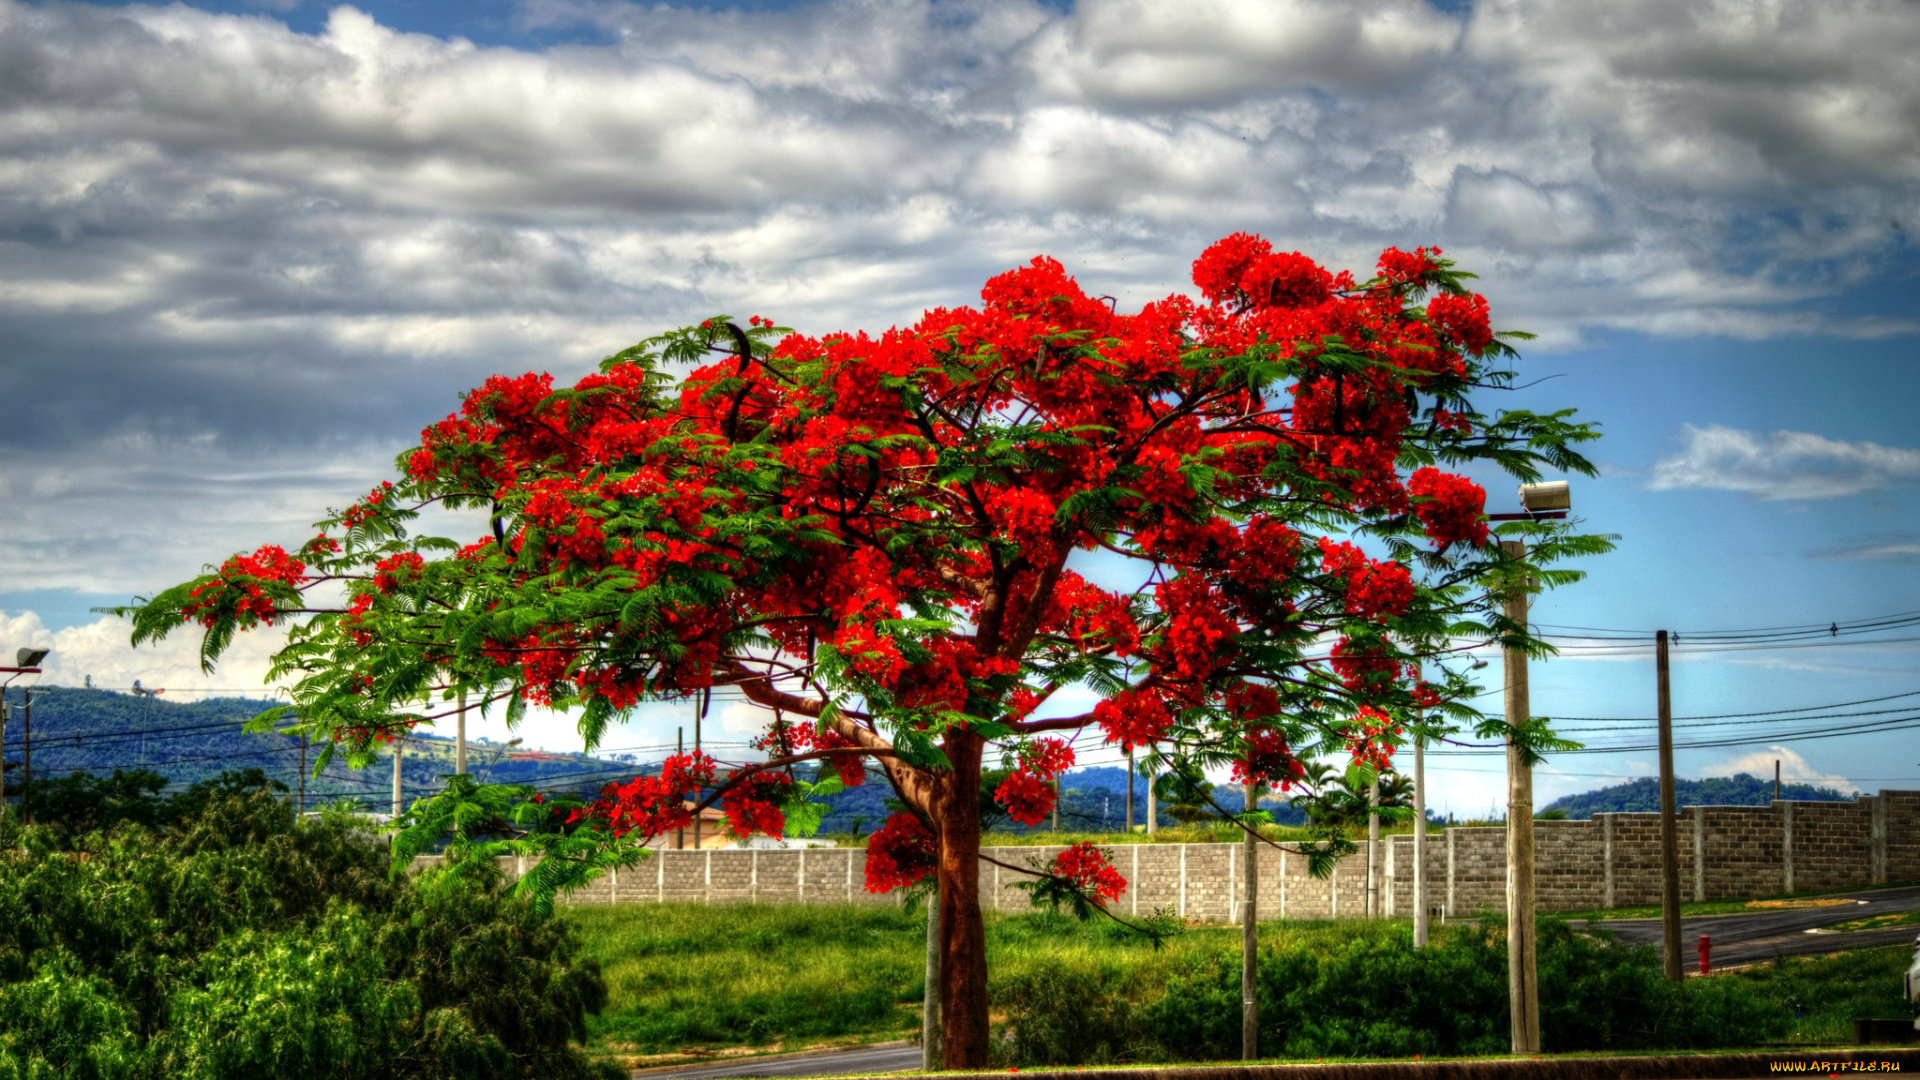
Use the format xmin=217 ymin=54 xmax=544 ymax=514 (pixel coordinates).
xmin=1 ymin=0 xmax=1917 ymax=818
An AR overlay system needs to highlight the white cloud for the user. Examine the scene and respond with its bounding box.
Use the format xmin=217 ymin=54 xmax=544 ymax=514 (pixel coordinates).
xmin=1809 ymin=537 xmax=1920 ymax=562
xmin=1648 ymin=424 xmax=1920 ymax=499
xmin=0 ymin=610 xmax=286 ymax=695
xmin=1701 ymin=744 xmax=1857 ymax=794
xmin=0 ymin=0 xmax=1916 ymax=608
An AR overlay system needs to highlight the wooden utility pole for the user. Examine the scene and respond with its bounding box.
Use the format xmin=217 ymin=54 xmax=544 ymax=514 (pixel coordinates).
xmin=456 ymin=690 xmax=468 ymax=775
xmin=1657 ymin=629 xmax=1683 ymax=982
xmin=676 ymin=726 xmax=686 ymax=850
xmin=1126 ymin=748 xmax=1135 ymax=831
xmin=298 ymin=733 xmax=307 ymax=814
xmin=923 ymin=879 xmax=942 ymax=1069
xmin=1500 ymin=538 xmax=1540 ymax=1054
xmin=1366 ymin=775 xmax=1381 ymax=918
xmin=694 ymin=690 xmax=706 ymax=850
xmin=19 ymin=688 xmax=29 ymax=819
xmin=1413 ymin=731 xmax=1429 ymax=947
xmin=1146 ymin=757 xmax=1157 ymax=835
xmin=391 ymin=740 xmax=403 ymax=819
xmin=1773 ymin=759 xmax=1780 ymax=802
xmin=0 ymin=698 xmax=8 ymax=812
xmin=1052 ymin=780 xmax=1059 ymax=833
xmin=1242 ymin=779 xmax=1259 ymax=1060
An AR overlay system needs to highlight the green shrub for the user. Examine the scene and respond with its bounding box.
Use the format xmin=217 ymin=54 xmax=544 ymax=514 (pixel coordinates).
xmin=1129 ymin=918 xmax=1789 ymax=1063
xmin=0 ymin=793 xmax=620 ymax=1080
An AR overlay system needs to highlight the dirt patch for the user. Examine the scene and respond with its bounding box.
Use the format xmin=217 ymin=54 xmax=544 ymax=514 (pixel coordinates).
xmin=1745 ymin=897 xmax=1863 ymax=910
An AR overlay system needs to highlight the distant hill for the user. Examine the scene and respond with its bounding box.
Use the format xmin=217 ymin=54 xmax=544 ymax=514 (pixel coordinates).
xmin=0 ymin=686 xmax=637 ymax=813
xmin=1541 ymin=774 xmax=1853 ymax=819
xmin=810 ymin=761 xmax=1312 ymax=836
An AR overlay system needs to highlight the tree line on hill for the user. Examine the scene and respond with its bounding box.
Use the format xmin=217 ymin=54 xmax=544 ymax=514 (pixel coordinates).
xmin=1539 ymin=774 xmax=1851 ymax=819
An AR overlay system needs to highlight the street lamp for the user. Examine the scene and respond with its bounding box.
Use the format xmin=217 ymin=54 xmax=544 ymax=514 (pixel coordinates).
xmin=1 ymin=646 xmax=49 ymax=817
xmin=1486 ymin=481 xmax=1570 ymax=1055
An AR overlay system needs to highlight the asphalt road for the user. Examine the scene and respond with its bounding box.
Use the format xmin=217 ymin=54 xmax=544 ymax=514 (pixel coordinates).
xmin=634 ymin=890 xmax=1920 ymax=1079
xmin=1583 ymin=883 xmax=1920 ymax=968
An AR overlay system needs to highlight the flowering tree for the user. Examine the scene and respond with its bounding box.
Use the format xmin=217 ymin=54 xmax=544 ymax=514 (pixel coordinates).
xmin=130 ymin=235 xmax=1603 ymax=1067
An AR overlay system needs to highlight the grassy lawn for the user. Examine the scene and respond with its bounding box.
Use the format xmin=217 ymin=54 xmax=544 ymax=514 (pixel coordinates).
xmin=566 ymin=902 xmax=1400 ymax=1067
xmin=563 ymin=902 xmax=1917 ymax=1069
xmin=1725 ymin=945 xmax=1915 ymax=1044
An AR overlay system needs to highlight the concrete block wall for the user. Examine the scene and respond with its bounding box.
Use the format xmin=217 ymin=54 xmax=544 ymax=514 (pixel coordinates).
xmin=1785 ymin=799 xmax=1875 ymax=894
xmin=1696 ymin=806 xmax=1785 ymax=900
xmin=410 ymin=788 xmax=1917 ymax=918
xmin=1887 ymin=791 xmax=1920 ymax=884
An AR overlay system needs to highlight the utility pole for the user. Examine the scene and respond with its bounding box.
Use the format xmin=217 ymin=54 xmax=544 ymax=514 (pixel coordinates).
xmin=1500 ymin=537 xmax=1540 ymax=1054
xmin=0 ymin=697 xmax=8 ymax=812
xmin=1242 ymin=778 xmax=1259 ymax=1060
xmin=298 ymin=732 xmax=308 ymax=814
xmin=1773 ymin=759 xmax=1780 ymax=802
xmin=19 ymin=688 xmax=29 ymax=821
xmin=1146 ymin=756 xmax=1157 ymax=835
xmin=1367 ymin=774 xmax=1381 ymax=918
xmin=923 ymin=878 xmax=942 ymax=1069
xmin=456 ymin=690 xmax=468 ymax=775
xmin=1657 ymin=629 xmax=1683 ymax=982
xmin=676 ymin=726 xmax=686 ymax=850
xmin=1126 ymin=748 xmax=1135 ymax=832
xmin=391 ymin=739 xmax=403 ymax=820
xmin=694 ymin=689 xmax=707 ymax=850
xmin=1413 ymin=729 xmax=1429 ymax=948
xmin=1052 ymin=779 xmax=1059 ymax=833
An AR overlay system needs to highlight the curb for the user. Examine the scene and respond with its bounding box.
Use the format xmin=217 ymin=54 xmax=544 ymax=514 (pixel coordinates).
xmin=907 ymin=1048 xmax=1920 ymax=1080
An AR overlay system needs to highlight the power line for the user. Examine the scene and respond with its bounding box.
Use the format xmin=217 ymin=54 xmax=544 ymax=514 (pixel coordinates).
xmin=1550 ymin=687 xmax=1920 ymax=722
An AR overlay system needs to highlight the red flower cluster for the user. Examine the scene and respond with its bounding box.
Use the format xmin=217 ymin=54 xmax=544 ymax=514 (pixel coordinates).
xmin=1329 ymin=636 xmax=1407 ymax=697
xmin=1407 ymin=468 xmax=1489 ymax=550
xmin=1347 ymin=705 xmax=1402 ymax=772
xmin=722 ymin=771 xmax=791 ymax=840
xmin=372 ymin=551 xmax=425 ymax=593
xmin=1233 ymin=726 xmax=1305 ymax=790
xmin=180 ymin=544 xmax=306 ymax=628
xmin=1425 ymin=292 xmax=1494 ymax=355
xmin=1318 ymin=539 xmax=1415 ymax=620
xmin=865 ymin=812 xmax=938 ymax=893
xmin=1192 ymin=232 xmax=1333 ymax=311
xmin=992 ymin=737 xmax=1076 ymax=825
xmin=1048 ymin=842 xmax=1128 ymax=907
xmin=1094 ymin=688 xmax=1174 ymax=751
xmin=591 ymin=752 xmax=717 ymax=839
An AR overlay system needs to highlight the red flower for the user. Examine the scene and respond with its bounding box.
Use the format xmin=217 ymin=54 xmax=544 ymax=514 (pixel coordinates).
xmin=1407 ymin=468 xmax=1489 ymax=550
xmin=1048 ymin=842 xmax=1127 ymax=907
xmin=865 ymin=812 xmax=938 ymax=893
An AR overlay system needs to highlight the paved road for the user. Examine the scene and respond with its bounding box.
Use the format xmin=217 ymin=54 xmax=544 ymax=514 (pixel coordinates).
xmin=1583 ymin=883 xmax=1920 ymax=968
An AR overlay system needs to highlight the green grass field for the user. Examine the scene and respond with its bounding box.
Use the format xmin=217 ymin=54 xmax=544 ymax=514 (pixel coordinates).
xmin=563 ymin=902 xmax=1916 ymax=1069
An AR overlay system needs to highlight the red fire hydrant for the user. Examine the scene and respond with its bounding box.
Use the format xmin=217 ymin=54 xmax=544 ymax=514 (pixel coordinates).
xmin=1698 ymin=934 xmax=1711 ymax=975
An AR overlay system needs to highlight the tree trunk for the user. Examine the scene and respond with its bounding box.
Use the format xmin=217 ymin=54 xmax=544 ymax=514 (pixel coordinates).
xmin=936 ymin=731 xmax=990 ymax=1070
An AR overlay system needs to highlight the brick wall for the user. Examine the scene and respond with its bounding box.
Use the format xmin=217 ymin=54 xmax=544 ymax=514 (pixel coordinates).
xmin=411 ymin=788 xmax=1917 ymax=918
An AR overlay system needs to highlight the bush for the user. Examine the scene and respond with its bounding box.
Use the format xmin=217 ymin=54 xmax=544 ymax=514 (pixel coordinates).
xmin=0 ymin=792 xmax=620 ymax=1080
xmin=1095 ymin=918 xmax=1787 ymax=1064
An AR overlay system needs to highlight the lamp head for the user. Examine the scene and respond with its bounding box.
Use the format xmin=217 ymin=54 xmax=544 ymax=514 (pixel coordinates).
xmin=1517 ymin=481 xmax=1571 ymax=514
xmin=15 ymin=647 xmax=48 ymax=669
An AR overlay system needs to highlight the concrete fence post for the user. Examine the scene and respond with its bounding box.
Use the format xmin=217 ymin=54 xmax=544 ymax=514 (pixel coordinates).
xmin=1870 ymin=795 xmax=1888 ymax=885
xmin=1179 ymin=844 xmax=1189 ymax=918
xmin=1601 ymin=813 xmax=1615 ymax=909
xmin=1692 ymin=807 xmax=1706 ymax=903
xmin=1446 ymin=828 xmax=1457 ymax=918
xmin=1782 ymin=802 xmax=1795 ymax=895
